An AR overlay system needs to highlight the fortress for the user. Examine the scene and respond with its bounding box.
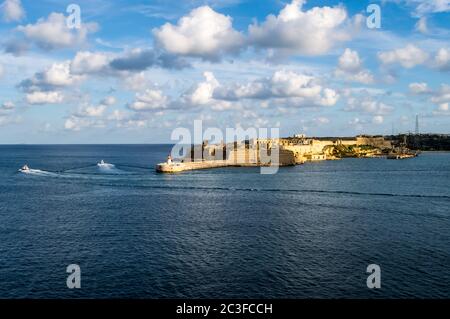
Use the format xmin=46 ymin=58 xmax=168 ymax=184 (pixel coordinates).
xmin=156 ymin=135 xmax=394 ymax=173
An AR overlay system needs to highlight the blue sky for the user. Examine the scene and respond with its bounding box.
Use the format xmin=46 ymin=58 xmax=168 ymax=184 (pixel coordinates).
xmin=0 ymin=0 xmax=449 ymax=144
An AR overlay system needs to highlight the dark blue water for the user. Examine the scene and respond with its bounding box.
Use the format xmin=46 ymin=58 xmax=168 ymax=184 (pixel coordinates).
xmin=0 ymin=145 xmax=449 ymax=298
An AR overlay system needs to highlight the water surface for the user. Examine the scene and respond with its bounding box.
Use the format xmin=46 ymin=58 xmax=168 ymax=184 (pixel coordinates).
xmin=0 ymin=145 xmax=449 ymax=298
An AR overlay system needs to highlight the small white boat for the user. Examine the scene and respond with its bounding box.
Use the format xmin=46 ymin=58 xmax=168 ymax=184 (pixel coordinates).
xmin=97 ymin=160 xmax=114 ymax=168
xmin=18 ymin=164 xmax=30 ymax=173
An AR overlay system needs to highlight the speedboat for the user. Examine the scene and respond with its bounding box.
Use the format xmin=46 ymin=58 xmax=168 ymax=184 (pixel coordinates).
xmin=18 ymin=164 xmax=30 ymax=173
xmin=97 ymin=160 xmax=114 ymax=168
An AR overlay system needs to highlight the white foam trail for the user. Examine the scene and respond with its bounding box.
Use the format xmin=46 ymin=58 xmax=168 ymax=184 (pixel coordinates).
xmin=97 ymin=161 xmax=127 ymax=174
xmin=97 ymin=164 xmax=115 ymax=169
xmin=20 ymin=169 xmax=57 ymax=177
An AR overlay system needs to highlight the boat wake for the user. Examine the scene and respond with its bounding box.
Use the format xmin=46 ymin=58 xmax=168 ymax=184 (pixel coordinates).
xmin=18 ymin=168 xmax=58 ymax=177
xmin=97 ymin=160 xmax=127 ymax=174
xmin=17 ymin=161 xmax=132 ymax=178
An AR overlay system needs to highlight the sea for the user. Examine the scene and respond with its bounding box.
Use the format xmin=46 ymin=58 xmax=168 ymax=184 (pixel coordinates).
xmin=0 ymin=145 xmax=449 ymax=298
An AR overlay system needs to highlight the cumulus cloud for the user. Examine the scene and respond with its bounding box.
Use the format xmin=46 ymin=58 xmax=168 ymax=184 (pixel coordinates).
xmin=26 ymin=91 xmax=64 ymax=105
xmin=214 ymin=70 xmax=339 ymax=107
xmin=20 ymin=61 xmax=84 ymax=92
xmin=108 ymin=109 xmax=129 ymax=121
xmin=384 ymin=0 xmax=450 ymax=17
xmin=412 ymin=0 xmax=450 ymax=16
xmin=75 ymin=97 xmax=116 ymax=117
xmin=409 ymin=82 xmax=430 ymax=94
xmin=1 ymin=101 xmax=15 ymax=109
xmin=70 ymin=49 xmax=189 ymax=77
xmin=64 ymin=116 xmax=105 ymax=131
xmin=1 ymin=0 xmax=24 ymax=22
xmin=122 ymin=72 xmax=151 ymax=91
xmin=128 ymin=89 xmax=169 ymax=111
xmin=0 ymin=114 xmax=21 ymax=126
xmin=17 ymin=12 xmax=98 ymax=50
xmin=415 ymin=16 xmax=428 ymax=34
xmin=184 ymin=71 xmax=219 ymax=105
xmin=314 ymin=117 xmax=330 ymax=125
xmin=335 ymin=48 xmax=374 ymax=84
xmin=70 ymin=51 xmax=111 ymax=75
xmin=438 ymin=103 xmax=448 ymax=112
xmin=109 ymin=48 xmax=189 ymax=71
xmin=101 ymin=96 xmax=116 ymax=106
xmin=338 ymin=48 xmax=362 ymax=72
xmin=434 ymin=48 xmax=450 ymax=71
xmin=3 ymin=38 xmax=29 ymax=56
xmin=372 ymin=115 xmax=384 ymax=124
xmin=18 ymin=48 xmax=190 ymax=110
xmin=18 ymin=62 xmax=86 ymax=105
xmin=64 ymin=96 xmax=119 ymax=131
xmin=431 ymin=84 xmax=450 ymax=104
xmin=345 ymin=95 xmax=393 ymax=115
xmin=248 ymin=0 xmax=360 ymax=56
xmin=378 ymin=44 xmax=429 ymax=68
xmin=75 ymin=104 xmax=107 ymax=117
xmin=153 ymin=6 xmax=244 ymax=60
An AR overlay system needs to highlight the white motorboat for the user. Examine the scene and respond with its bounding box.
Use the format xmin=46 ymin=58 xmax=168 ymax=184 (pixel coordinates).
xmin=97 ymin=160 xmax=114 ymax=168
xmin=18 ymin=164 xmax=30 ymax=173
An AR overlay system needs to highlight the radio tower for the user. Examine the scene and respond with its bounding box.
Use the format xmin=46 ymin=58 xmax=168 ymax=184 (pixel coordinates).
xmin=415 ymin=114 xmax=419 ymax=135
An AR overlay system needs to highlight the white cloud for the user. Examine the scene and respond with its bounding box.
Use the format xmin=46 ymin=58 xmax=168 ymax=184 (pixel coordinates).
xmin=128 ymin=89 xmax=169 ymax=111
xmin=1 ymin=101 xmax=15 ymax=109
xmin=335 ymin=48 xmax=374 ymax=84
xmin=318 ymin=88 xmax=340 ymax=107
xmin=438 ymin=103 xmax=449 ymax=111
xmin=0 ymin=114 xmax=21 ymax=126
xmin=378 ymin=44 xmax=429 ymax=68
xmin=75 ymin=104 xmax=107 ymax=117
xmin=64 ymin=116 xmax=90 ymax=131
xmin=415 ymin=17 xmax=428 ymax=34
xmin=431 ymin=84 xmax=450 ymax=104
xmin=26 ymin=91 xmax=64 ymax=105
xmin=42 ymin=61 xmax=84 ymax=86
xmin=153 ymin=6 xmax=244 ymax=60
xmin=248 ymin=0 xmax=359 ymax=56
xmin=349 ymin=117 xmax=365 ymax=126
xmin=314 ymin=117 xmax=330 ymax=125
xmin=70 ymin=51 xmax=111 ymax=74
xmin=434 ymin=48 xmax=450 ymax=71
xmin=21 ymin=61 xmax=84 ymax=91
xmin=413 ymin=0 xmax=450 ymax=16
xmin=108 ymin=109 xmax=129 ymax=121
xmin=1 ymin=0 xmax=24 ymax=22
xmin=101 ymin=96 xmax=117 ymax=106
xmin=270 ymin=70 xmax=322 ymax=98
xmin=184 ymin=71 xmax=219 ymax=105
xmin=372 ymin=115 xmax=384 ymax=124
xmin=214 ymin=70 xmax=339 ymax=107
xmin=123 ymin=72 xmax=150 ymax=91
xmin=17 ymin=12 xmax=98 ymax=50
xmin=338 ymin=48 xmax=362 ymax=72
xmin=409 ymin=82 xmax=430 ymax=94
xmin=117 ymin=119 xmax=148 ymax=129
xmin=0 ymin=63 xmax=3 ymax=78
xmin=345 ymin=95 xmax=393 ymax=115
xmin=385 ymin=0 xmax=450 ymax=17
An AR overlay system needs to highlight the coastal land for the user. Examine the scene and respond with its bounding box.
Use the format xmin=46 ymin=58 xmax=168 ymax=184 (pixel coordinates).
xmin=156 ymin=133 xmax=450 ymax=173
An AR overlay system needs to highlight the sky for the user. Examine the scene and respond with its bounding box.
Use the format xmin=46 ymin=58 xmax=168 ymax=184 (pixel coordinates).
xmin=0 ymin=0 xmax=449 ymax=144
